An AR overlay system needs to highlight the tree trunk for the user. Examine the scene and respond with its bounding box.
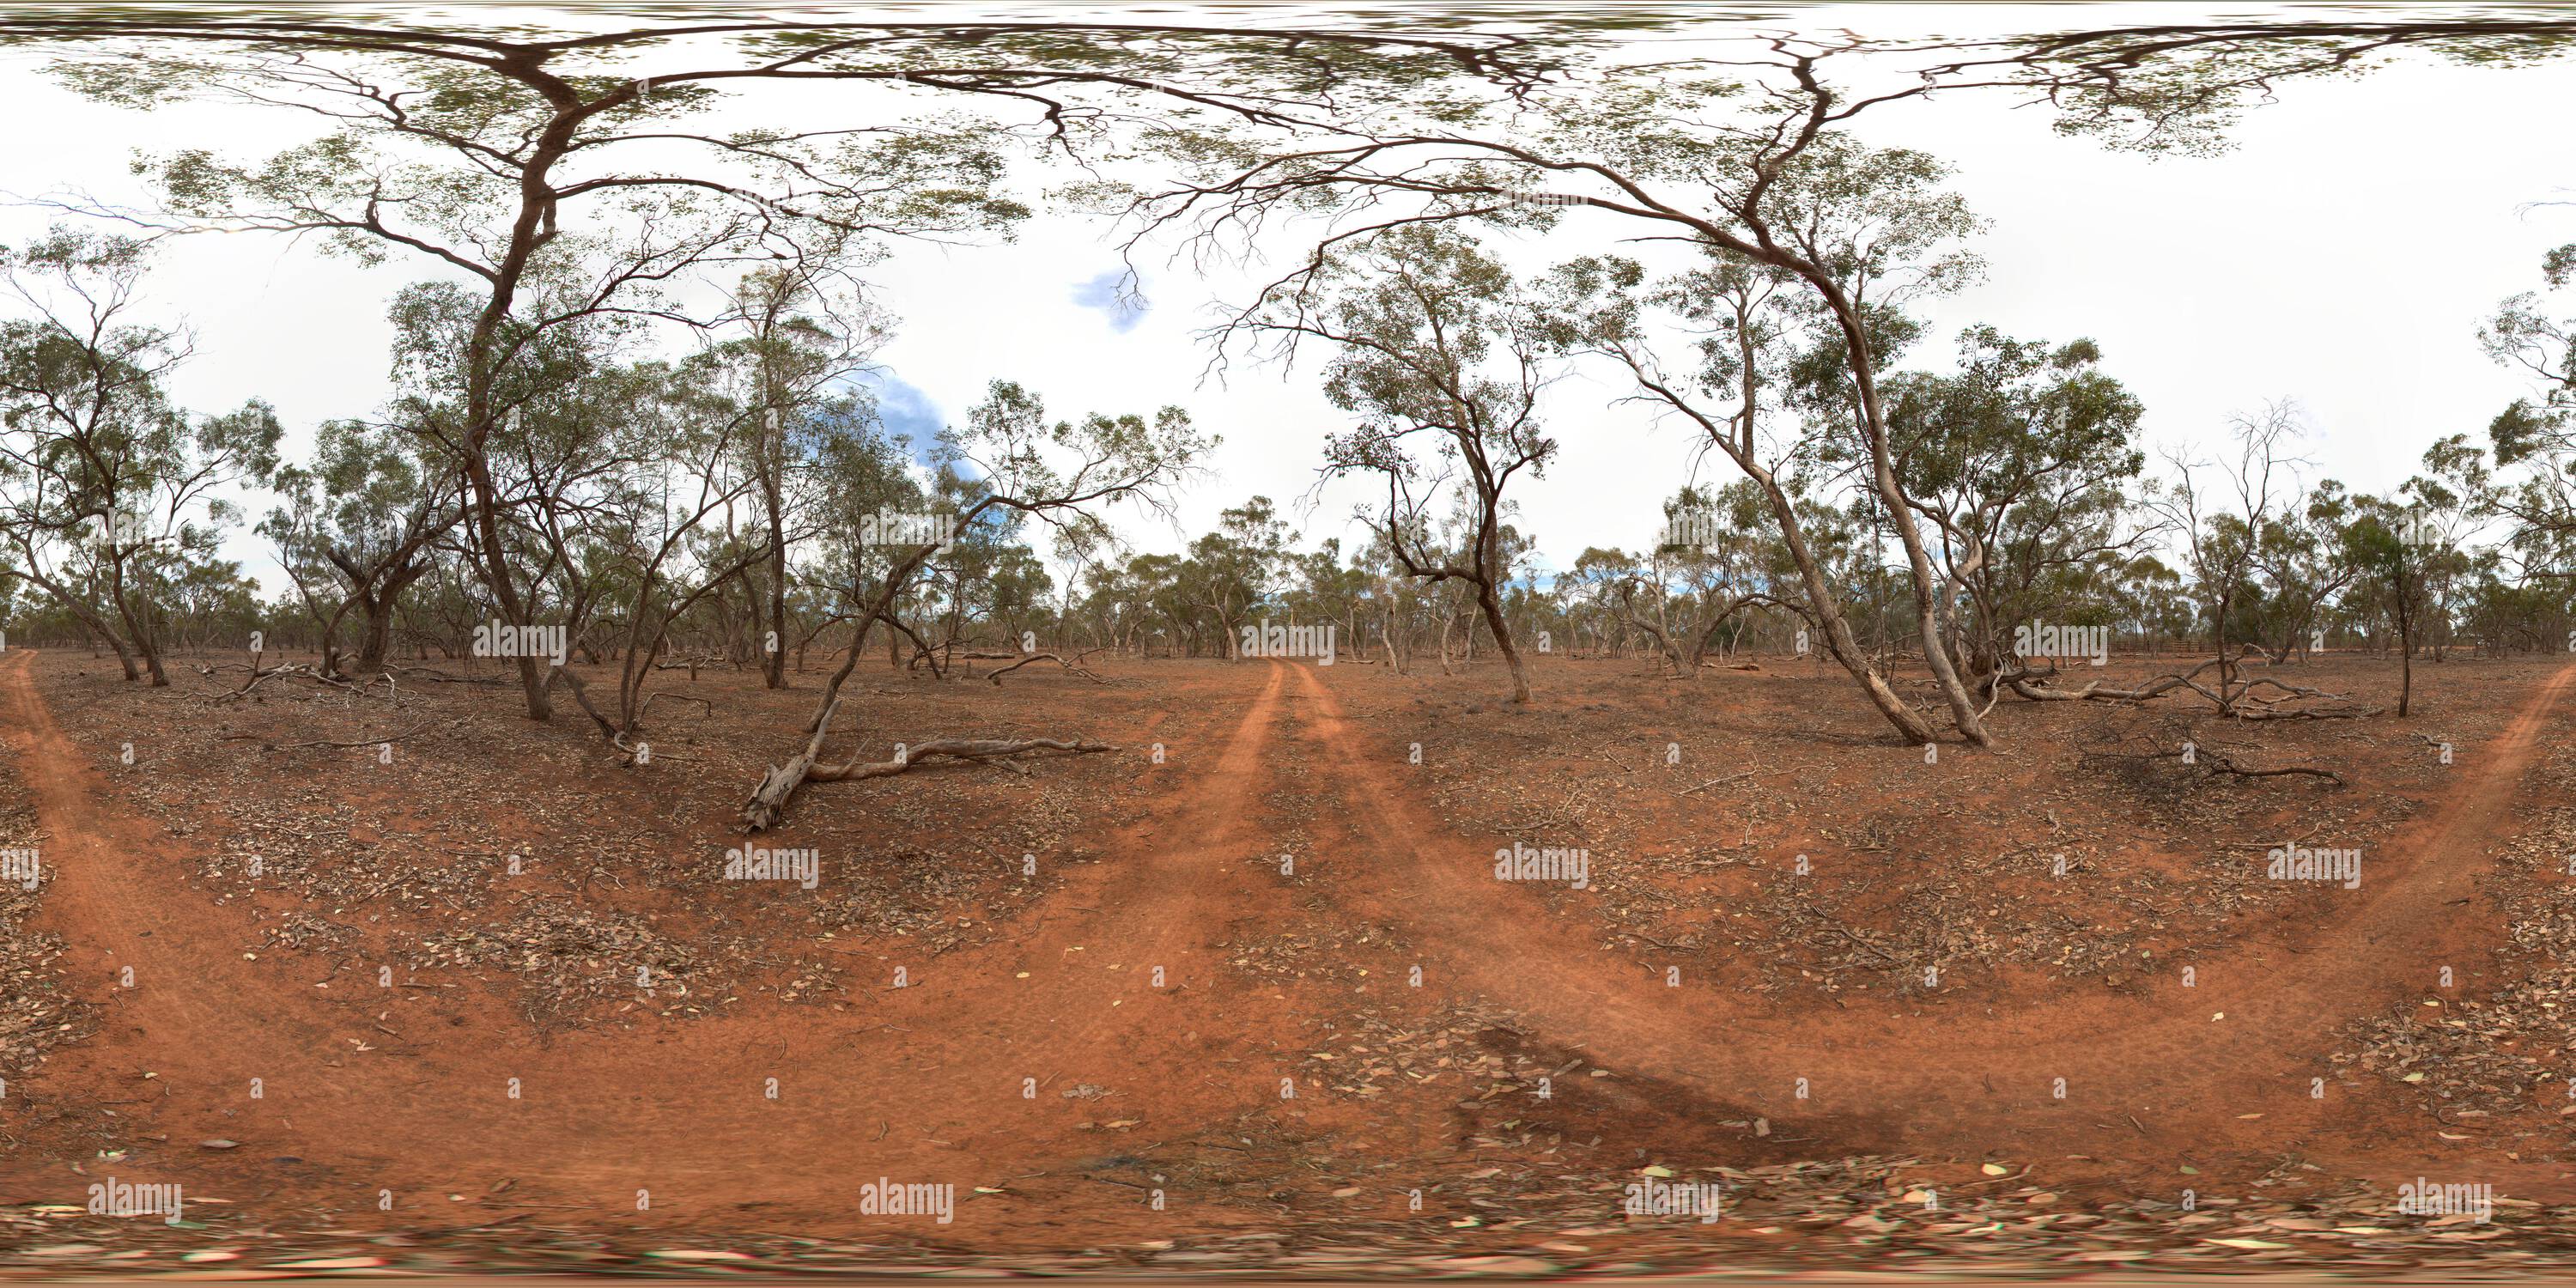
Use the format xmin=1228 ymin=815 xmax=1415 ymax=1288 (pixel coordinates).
xmin=2395 ymin=577 xmax=2415 ymax=718
xmin=762 ymin=461 xmax=788 ymax=691
xmin=1745 ymin=468 xmax=1935 ymax=744
xmin=462 ymin=453 xmax=550 ymax=720
xmin=1475 ymin=580 xmax=1530 ymax=703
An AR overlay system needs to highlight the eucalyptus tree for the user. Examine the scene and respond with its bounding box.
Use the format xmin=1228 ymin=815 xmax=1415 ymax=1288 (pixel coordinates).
xmin=1139 ymin=10 xmax=2576 ymax=742
xmin=2342 ymin=496 xmax=2437 ymax=715
xmin=258 ymin=413 xmax=460 ymax=677
xmin=702 ymin=264 xmax=887 ymax=689
xmin=2395 ymin=434 xmax=2498 ymax=663
xmin=2247 ymin=479 xmax=2360 ymax=662
xmin=1559 ymin=547 xmax=1641 ymax=661
xmin=1537 ymin=252 xmax=1941 ymax=740
xmin=0 ymin=228 xmax=280 ymax=685
xmin=1188 ymin=496 xmax=1292 ymax=661
xmin=1121 ymin=552 xmax=1194 ymax=658
xmin=793 ymin=398 xmax=927 ymax=670
xmin=544 ymin=355 xmax=793 ymax=751
xmin=1251 ymin=226 xmax=1553 ymax=702
xmin=1154 ymin=73 xmax=1996 ymax=738
xmin=2136 ymin=401 xmax=2306 ymax=708
xmin=1876 ymin=326 xmax=2149 ymax=685
xmin=1285 ymin=537 xmax=1370 ymax=659
xmin=2482 ymin=243 xmax=2576 ymax=578
xmin=1600 ymin=483 xmax=1778 ymax=678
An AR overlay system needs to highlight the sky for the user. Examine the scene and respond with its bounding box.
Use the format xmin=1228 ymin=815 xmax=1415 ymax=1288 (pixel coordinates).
xmin=0 ymin=3 xmax=2569 ymax=597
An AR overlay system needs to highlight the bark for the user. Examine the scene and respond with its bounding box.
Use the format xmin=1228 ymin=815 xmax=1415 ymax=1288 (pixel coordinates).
xmin=1475 ymin=579 xmax=1531 ymax=704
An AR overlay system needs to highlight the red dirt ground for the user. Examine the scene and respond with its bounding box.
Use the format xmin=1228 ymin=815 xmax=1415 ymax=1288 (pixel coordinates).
xmin=1 ymin=645 xmax=2573 ymax=1275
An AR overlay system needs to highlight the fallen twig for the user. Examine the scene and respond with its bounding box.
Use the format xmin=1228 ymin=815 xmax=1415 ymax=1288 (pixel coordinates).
xmin=2080 ymin=747 xmax=2345 ymax=787
xmin=1674 ymin=770 xmax=1755 ymax=798
xmin=261 ymin=717 xmax=464 ymax=751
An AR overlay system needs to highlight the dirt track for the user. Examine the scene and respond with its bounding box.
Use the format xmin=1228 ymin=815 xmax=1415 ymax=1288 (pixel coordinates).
xmin=1282 ymin=660 xmax=2576 ymax=1188
xmin=1 ymin=647 xmax=2571 ymax=1247
xmin=1 ymin=652 xmax=1327 ymax=1242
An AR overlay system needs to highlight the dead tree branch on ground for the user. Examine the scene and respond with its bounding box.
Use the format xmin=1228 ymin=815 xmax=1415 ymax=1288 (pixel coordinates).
xmin=987 ymin=653 xmax=1108 ymax=684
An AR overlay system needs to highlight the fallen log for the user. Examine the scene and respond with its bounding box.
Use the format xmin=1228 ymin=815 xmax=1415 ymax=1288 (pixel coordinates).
xmin=738 ymin=692 xmax=1115 ymax=830
xmin=987 ymin=653 xmax=1107 ymax=685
